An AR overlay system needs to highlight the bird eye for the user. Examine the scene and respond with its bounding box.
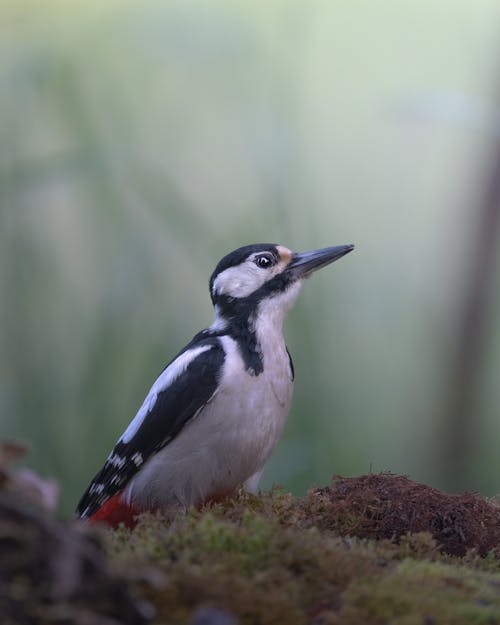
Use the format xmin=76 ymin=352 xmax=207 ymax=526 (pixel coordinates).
xmin=254 ymin=254 xmax=274 ymax=269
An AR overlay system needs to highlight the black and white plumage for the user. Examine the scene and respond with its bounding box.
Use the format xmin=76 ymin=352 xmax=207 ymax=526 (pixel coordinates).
xmin=76 ymin=242 xmax=354 ymax=525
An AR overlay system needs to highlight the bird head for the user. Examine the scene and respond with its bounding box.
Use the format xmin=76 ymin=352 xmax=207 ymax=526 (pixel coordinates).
xmin=209 ymin=243 xmax=354 ymax=325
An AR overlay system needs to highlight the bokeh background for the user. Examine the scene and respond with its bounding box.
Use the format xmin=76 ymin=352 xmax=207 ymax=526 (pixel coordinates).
xmin=2 ymin=0 xmax=500 ymax=516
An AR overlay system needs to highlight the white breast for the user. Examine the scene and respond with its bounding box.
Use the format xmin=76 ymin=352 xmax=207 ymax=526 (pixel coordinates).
xmin=126 ymin=326 xmax=294 ymax=510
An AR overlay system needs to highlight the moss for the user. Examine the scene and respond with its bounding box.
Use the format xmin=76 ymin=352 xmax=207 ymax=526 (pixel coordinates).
xmin=110 ymin=508 xmax=381 ymax=625
xmin=340 ymin=560 xmax=500 ymax=625
xmin=5 ymin=469 xmax=498 ymax=624
xmin=302 ymin=474 xmax=500 ymax=557
xmin=105 ymin=476 xmax=500 ymax=625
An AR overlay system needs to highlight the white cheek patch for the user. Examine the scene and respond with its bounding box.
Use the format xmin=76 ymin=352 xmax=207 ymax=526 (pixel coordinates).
xmin=212 ymin=264 xmax=268 ymax=299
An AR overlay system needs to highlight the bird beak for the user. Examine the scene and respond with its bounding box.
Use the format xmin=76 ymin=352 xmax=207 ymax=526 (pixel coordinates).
xmin=288 ymin=244 xmax=354 ymax=279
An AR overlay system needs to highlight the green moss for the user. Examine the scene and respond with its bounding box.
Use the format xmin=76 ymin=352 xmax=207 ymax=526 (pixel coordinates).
xmin=341 ymin=560 xmax=500 ymax=625
xmin=104 ymin=487 xmax=500 ymax=625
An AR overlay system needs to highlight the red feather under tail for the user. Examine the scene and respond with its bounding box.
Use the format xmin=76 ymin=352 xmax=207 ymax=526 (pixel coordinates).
xmin=88 ymin=492 xmax=141 ymax=529
xmin=88 ymin=489 xmax=237 ymax=529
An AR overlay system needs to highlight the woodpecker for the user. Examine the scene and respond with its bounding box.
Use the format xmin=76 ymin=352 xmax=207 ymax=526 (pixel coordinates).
xmin=76 ymin=243 xmax=354 ymax=528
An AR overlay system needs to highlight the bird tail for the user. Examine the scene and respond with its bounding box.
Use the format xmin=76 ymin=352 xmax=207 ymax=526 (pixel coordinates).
xmin=88 ymin=492 xmax=140 ymax=529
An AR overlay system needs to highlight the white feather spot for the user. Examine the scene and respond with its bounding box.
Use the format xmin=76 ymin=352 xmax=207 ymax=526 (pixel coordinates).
xmin=108 ymin=453 xmax=126 ymax=468
xmin=132 ymin=452 xmax=143 ymax=466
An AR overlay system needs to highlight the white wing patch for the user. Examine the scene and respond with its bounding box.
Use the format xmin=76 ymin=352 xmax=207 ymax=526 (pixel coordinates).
xmin=119 ymin=344 xmax=214 ymax=444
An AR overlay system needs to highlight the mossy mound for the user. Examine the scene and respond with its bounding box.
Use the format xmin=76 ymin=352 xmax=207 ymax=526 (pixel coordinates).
xmin=107 ymin=474 xmax=500 ymax=625
xmin=1 ymin=469 xmax=498 ymax=624
xmin=304 ymin=473 xmax=500 ymax=557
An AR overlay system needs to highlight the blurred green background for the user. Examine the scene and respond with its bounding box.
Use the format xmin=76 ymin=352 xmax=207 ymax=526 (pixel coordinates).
xmin=2 ymin=0 xmax=500 ymax=516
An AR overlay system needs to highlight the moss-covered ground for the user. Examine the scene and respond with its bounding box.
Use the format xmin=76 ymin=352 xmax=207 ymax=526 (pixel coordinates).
xmin=1 ymin=466 xmax=499 ymax=624
xmin=106 ymin=474 xmax=500 ymax=625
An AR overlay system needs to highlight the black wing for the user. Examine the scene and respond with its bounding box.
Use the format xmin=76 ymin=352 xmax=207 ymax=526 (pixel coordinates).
xmin=76 ymin=335 xmax=225 ymax=518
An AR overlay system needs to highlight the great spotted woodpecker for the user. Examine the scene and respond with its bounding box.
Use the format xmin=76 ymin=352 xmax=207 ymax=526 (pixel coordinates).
xmin=76 ymin=243 xmax=354 ymax=527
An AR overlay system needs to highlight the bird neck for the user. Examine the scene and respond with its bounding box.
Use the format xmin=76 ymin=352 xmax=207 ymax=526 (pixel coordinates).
xmin=209 ymin=287 xmax=300 ymax=376
xmin=209 ymin=298 xmax=264 ymax=375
